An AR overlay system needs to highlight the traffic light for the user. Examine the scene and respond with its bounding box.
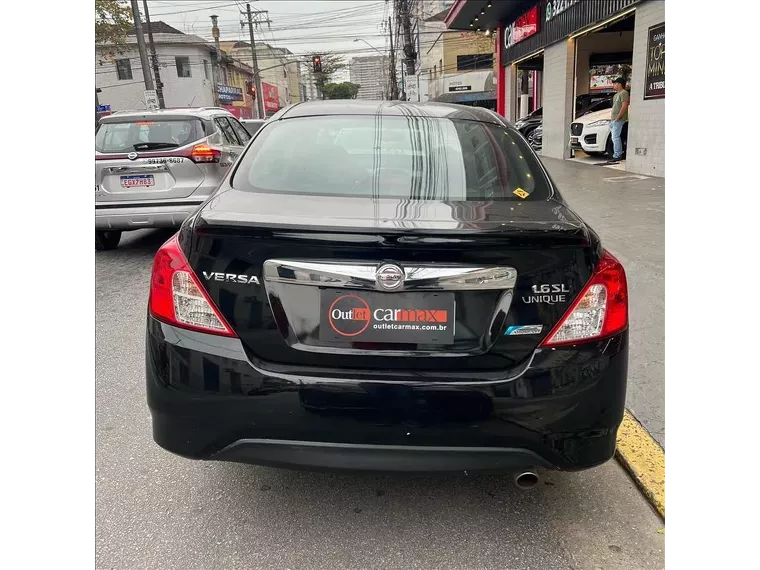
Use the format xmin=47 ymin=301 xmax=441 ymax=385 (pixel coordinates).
xmin=245 ymin=81 xmax=257 ymax=100
xmin=312 ymin=55 xmax=322 ymax=73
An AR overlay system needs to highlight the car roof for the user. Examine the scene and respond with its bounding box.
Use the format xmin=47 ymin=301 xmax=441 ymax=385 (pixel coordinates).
xmin=272 ymin=100 xmax=505 ymax=126
xmin=99 ymin=107 xmax=232 ymax=123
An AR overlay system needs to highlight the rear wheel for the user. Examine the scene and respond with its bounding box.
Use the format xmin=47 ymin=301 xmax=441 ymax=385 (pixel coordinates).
xmin=96 ymin=230 xmax=122 ymax=251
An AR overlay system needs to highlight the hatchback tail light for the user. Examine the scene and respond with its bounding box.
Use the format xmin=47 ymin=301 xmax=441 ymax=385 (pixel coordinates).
xmin=188 ymin=143 xmax=221 ymax=163
xmin=149 ymin=235 xmax=236 ymax=337
xmin=539 ymin=250 xmax=628 ymax=347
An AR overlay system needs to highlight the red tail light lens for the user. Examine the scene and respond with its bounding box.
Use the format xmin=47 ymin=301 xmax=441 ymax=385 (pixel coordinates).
xmin=539 ymin=250 xmax=628 ymax=347
xmin=189 ymin=143 xmax=221 ymax=163
xmin=149 ymin=235 xmax=236 ymax=337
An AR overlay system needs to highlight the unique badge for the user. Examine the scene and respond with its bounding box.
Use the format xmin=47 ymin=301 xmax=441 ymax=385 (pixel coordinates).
xmin=505 ymin=325 xmax=544 ymax=336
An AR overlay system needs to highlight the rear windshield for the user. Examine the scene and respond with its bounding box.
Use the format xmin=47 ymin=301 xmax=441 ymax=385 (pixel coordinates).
xmin=95 ymin=118 xmax=205 ymax=153
xmin=231 ymin=116 xmax=551 ymax=201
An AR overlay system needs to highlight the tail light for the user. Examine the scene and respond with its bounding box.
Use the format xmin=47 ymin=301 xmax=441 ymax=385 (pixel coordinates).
xmin=188 ymin=143 xmax=221 ymax=163
xmin=149 ymin=235 xmax=236 ymax=337
xmin=539 ymin=250 xmax=628 ymax=347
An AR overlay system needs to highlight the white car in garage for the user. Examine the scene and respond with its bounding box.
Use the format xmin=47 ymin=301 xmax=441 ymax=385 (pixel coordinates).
xmin=569 ymin=99 xmax=628 ymax=158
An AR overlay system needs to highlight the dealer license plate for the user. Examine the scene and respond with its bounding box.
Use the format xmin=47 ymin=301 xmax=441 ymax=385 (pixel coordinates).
xmin=319 ymin=290 xmax=455 ymax=345
xmin=120 ymin=174 xmax=155 ymax=188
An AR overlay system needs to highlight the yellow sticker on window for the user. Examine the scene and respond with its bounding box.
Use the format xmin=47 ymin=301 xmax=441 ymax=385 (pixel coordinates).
xmin=513 ymin=188 xmax=529 ymax=199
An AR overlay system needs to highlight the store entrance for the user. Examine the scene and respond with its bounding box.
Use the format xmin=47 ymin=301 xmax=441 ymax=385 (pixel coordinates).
xmin=571 ymin=12 xmax=635 ymax=164
xmin=515 ymin=52 xmax=543 ymax=120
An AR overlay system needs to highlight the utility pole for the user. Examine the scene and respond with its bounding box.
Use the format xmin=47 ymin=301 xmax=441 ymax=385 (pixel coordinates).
xmin=399 ymin=0 xmax=416 ymax=76
xmin=387 ymin=16 xmax=399 ymax=100
xmin=129 ymin=0 xmax=155 ymax=92
xmin=210 ymin=15 xmax=221 ymax=106
xmin=143 ymin=0 xmax=165 ymax=109
xmin=242 ymin=4 xmax=270 ymax=119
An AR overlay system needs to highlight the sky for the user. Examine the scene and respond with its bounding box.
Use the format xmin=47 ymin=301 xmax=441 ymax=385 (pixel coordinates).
xmin=144 ymin=0 xmax=394 ymax=81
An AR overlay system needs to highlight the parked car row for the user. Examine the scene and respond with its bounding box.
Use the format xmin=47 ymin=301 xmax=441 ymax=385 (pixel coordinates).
xmin=514 ymin=93 xmax=628 ymax=160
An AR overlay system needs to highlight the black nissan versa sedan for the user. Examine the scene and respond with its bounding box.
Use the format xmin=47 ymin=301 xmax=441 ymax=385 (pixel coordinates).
xmin=146 ymin=101 xmax=628 ymax=482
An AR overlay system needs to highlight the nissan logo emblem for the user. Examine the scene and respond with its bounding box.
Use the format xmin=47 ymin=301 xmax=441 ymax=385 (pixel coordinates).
xmin=127 ymin=152 xmax=138 ymax=160
xmin=375 ymin=263 xmax=404 ymax=291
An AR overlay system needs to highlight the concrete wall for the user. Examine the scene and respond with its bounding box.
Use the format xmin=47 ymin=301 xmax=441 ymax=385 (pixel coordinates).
xmin=541 ymin=39 xmax=575 ymax=159
xmin=96 ymin=44 xmax=215 ymax=111
xmin=575 ymin=31 xmax=635 ymax=97
xmin=626 ymin=0 xmax=665 ymax=177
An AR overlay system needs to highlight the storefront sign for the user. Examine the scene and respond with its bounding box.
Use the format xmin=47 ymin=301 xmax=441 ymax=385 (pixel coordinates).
xmin=644 ymin=23 xmax=665 ymax=99
xmin=217 ymin=84 xmax=244 ymax=103
xmin=262 ymin=82 xmax=280 ymax=112
xmin=505 ymin=6 xmax=540 ymax=48
xmin=545 ymin=0 xmax=580 ymax=22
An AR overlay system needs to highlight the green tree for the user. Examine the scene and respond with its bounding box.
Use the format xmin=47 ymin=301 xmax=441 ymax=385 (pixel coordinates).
xmin=323 ymin=82 xmax=361 ymax=100
xmin=96 ymin=0 xmax=133 ymax=52
xmin=312 ymin=53 xmax=347 ymax=99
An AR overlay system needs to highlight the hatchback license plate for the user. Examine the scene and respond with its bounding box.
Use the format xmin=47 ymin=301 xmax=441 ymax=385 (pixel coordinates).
xmin=319 ymin=290 xmax=455 ymax=345
xmin=120 ymin=174 xmax=154 ymax=188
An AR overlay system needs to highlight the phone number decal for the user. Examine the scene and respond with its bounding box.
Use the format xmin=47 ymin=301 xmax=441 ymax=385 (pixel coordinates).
xmin=146 ymin=157 xmax=183 ymax=164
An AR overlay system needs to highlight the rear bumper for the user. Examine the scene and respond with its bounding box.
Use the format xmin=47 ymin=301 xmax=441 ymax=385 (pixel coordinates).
xmin=95 ymin=201 xmax=204 ymax=230
xmin=210 ymin=439 xmax=551 ymax=473
xmin=146 ymin=317 xmax=628 ymax=473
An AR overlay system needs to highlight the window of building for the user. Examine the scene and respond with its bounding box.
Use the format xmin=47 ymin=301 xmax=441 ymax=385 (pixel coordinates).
xmin=203 ymin=60 xmax=210 ymax=80
xmin=439 ymin=58 xmax=443 ymax=74
xmin=176 ymin=56 xmax=191 ymax=78
xmin=116 ymin=59 xmax=132 ymax=80
xmin=456 ymin=54 xmax=494 ymax=71
xmin=433 ymin=65 xmax=437 ymax=79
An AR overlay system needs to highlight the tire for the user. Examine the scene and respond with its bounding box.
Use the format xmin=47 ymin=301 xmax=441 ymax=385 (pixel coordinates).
xmin=96 ymin=230 xmax=122 ymax=251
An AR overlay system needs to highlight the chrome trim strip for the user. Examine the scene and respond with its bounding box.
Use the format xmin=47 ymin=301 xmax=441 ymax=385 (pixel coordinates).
xmin=263 ymin=260 xmax=517 ymax=291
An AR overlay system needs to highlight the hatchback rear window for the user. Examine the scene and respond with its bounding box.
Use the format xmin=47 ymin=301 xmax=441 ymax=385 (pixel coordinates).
xmin=95 ymin=119 xmax=205 ymax=153
xmin=231 ymin=116 xmax=551 ymax=201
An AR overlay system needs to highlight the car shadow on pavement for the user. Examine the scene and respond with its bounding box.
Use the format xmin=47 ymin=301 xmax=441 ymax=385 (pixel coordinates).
xmin=181 ymin=462 xmax=665 ymax=569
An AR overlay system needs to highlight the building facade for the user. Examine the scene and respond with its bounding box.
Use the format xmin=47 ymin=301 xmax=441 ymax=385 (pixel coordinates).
xmin=96 ymin=23 xmax=255 ymax=118
xmin=349 ymin=56 xmax=389 ymax=100
xmin=419 ymin=5 xmax=497 ymax=109
xmin=96 ymin=24 xmax=217 ymax=111
xmin=218 ymin=55 xmax=254 ymax=119
xmin=445 ymin=0 xmax=665 ymax=177
xmin=220 ymin=41 xmax=302 ymax=112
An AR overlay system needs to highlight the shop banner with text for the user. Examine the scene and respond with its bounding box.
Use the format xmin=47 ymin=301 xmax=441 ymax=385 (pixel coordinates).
xmin=644 ymin=23 xmax=665 ymax=99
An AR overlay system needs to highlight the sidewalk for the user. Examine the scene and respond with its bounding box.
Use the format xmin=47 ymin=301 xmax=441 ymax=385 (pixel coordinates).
xmin=541 ymin=157 xmax=665 ymax=448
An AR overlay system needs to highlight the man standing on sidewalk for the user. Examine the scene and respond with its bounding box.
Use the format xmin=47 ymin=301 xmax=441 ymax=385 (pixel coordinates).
xmin=608 ymin=77 xmax=630 ymax=162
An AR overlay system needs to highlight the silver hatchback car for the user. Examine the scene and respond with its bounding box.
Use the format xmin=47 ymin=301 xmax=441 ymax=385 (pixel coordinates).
xmin=95 ymin=107 xmax=255 ymax=250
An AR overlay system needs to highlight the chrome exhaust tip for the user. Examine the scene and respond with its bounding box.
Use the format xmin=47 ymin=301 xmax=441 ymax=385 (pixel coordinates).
xmin=514 ymin=471 xmax=539 ymax=490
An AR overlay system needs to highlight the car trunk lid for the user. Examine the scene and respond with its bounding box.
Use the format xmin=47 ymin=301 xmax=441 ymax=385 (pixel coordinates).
xmin=181 ymin=190 xmax=598 ymax=376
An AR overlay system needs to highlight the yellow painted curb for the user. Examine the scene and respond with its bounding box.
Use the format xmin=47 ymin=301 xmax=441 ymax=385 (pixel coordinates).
xmin=615 ymin=409 xmax=665 ymax=518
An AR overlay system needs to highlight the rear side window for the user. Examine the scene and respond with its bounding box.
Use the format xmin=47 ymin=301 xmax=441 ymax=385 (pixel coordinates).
xmin=231 ymin=116 xmax=551 ymax=201
xmin=228 ymin=117 xmax=251 ymax=144
xmin=214 ymin=117 xmax=240 ymax=145
xmin=95 ymin=119 xmax=204 ymax=153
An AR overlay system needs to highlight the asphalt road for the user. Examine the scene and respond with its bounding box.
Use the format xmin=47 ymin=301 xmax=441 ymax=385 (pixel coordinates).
xmin=96 ymin=194 xmax=664 ymax=570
